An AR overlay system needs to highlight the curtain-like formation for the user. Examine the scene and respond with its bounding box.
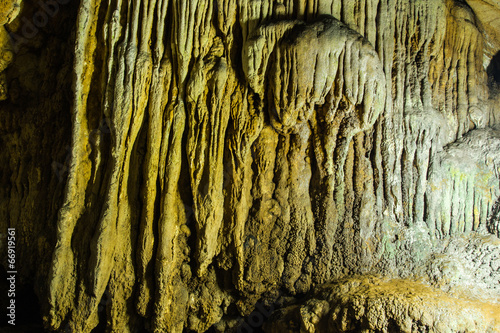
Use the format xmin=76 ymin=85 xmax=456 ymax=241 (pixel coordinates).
xmin=1 ymin=0 xmax=499 ymax=332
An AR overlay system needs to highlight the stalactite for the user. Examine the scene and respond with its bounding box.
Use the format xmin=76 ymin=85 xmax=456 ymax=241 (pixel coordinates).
xmin=1 ymin=0 xmax=500 ymax=332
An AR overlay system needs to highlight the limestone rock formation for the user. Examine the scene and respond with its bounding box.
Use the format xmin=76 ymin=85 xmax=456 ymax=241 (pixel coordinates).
xmin=0 ymin=0 xmax=499 ymax=332
xmin=263 ymin=275 xmax=500 ymax=333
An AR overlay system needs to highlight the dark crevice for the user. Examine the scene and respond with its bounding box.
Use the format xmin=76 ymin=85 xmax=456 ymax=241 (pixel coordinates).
xmin=0 ymin=266 xmax=44 ymax=331
xmin=487 ymin=51 xmax=500 ymax=91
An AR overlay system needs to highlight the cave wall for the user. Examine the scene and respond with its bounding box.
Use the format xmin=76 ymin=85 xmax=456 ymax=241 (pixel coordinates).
xmin=0 ymin=0 xmax=500 ymax=332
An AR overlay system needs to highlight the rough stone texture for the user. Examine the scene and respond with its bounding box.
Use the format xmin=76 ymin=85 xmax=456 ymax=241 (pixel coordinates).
xmin=0 ymin=0 xmax=499 ymax=332
xmin=0 ymin=0 xmax=20 ymax=100
xmin=426 ymin=126 xmax=500 ymax=238
xmin=467 ymin=0 xmax=500 ymax=61
xmin=263 ymin=275 xmax=500 ymax=333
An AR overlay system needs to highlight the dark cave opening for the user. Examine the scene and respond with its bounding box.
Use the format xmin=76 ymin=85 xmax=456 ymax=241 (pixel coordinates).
xmin=0 ymin=265 xmax=44 ymax=332
xmin=487 ymin=51 xmax=500 ymax=88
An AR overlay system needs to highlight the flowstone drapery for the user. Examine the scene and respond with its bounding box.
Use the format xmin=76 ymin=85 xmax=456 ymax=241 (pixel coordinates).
xmin=1 ymin=0 xmax=500 ymax=332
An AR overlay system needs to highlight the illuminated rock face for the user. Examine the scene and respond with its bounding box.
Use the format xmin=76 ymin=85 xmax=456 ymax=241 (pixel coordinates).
xmin=264 ymin=275 xmax=500 ymax=333
xmin=0 ymin=0 xmax=500 ymax=332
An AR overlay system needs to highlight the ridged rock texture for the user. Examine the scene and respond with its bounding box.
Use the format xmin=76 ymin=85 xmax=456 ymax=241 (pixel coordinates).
xmin=1 ymin=0 xmax=500 ymax=332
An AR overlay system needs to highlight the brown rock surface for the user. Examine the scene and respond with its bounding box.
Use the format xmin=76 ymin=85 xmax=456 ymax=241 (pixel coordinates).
xmin=0 ymin=0 xmax=499 ymax=332
xmin=264 ymin=275 xmax=500 ymax=333
xmin=467 ymin=0 xmax=500 ymax=59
